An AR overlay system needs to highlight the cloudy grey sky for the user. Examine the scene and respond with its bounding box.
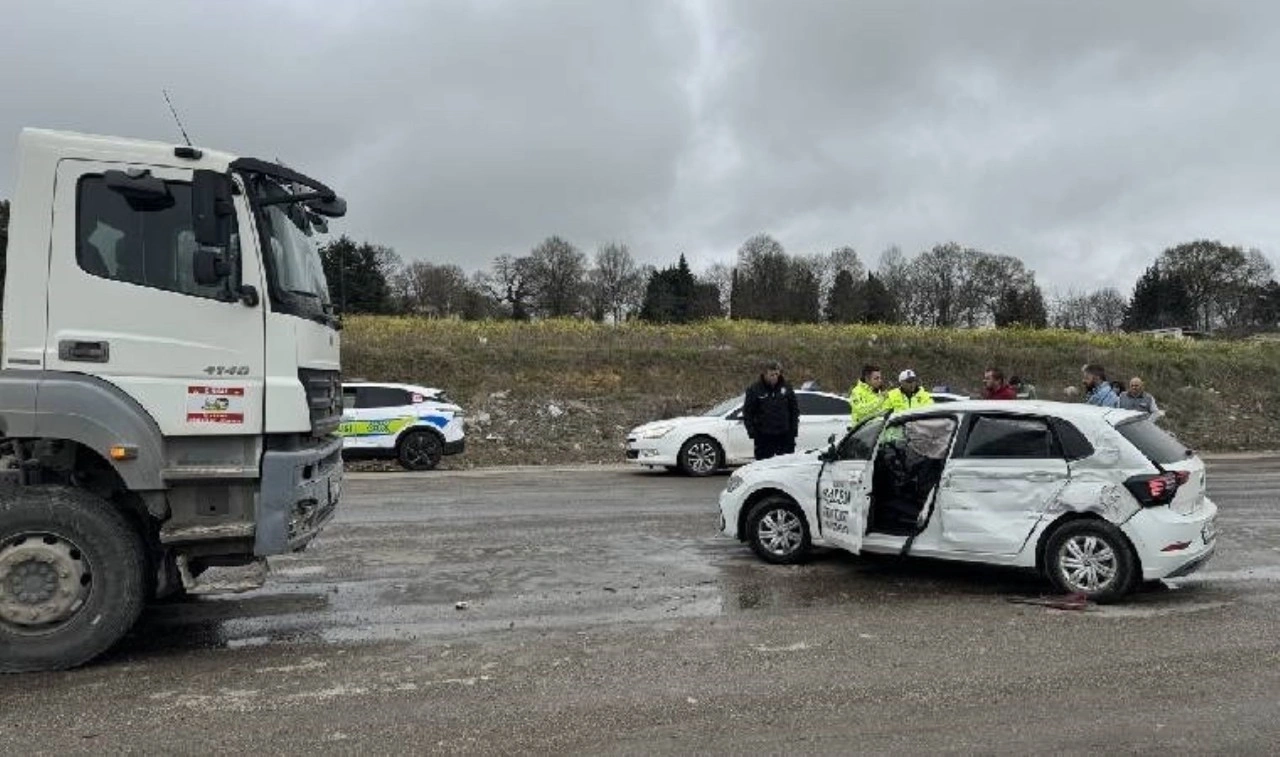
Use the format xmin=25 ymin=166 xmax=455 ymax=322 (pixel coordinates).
xmin=3 ymin=0 xmax=1278 ymax=293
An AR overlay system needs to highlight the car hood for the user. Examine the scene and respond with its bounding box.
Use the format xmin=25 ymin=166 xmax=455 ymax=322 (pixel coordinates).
xmin=739 ymin=450 xmax=824 ymax=476
xmin=629 ymin=416 xmax=717 ymax=434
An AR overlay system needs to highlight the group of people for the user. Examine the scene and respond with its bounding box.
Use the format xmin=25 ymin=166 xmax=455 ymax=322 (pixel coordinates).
xmin=741 ymin=359 xmax=1161 ymax=462
xmin=1079 ymin=364 xmax=1161 ymax=415
xmin=847 ymin=365 xmax=1032 ymax=424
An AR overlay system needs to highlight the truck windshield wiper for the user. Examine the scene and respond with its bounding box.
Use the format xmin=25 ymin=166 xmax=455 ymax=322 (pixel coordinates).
xmin=286 ymin=289 xmax=320 ymax=299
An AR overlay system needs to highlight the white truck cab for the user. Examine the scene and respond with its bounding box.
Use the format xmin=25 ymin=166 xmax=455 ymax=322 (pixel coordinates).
xmin=0 ymin=129 xmax=346 ymax=672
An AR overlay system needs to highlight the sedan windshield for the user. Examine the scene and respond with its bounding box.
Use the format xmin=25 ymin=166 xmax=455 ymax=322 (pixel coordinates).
xmin=703 ymin=398 xmax=741 ymax=417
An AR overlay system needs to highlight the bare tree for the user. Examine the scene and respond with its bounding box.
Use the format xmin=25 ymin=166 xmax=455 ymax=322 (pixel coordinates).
xmin=1087 ymin=288 xmax=1128 ymax=332
xmin=480 ymin=254 xmax=536 ymax=320
xmin=527 ymin=236 xmax=587 ymax=318
xmin=585 ymin=242 xmax=644 ymax=322
xmin=393 ymin=261 xmax=470 ymax=317
xmin=876 ymin=245 xmax=910 ymax=324
xmin=702 ymin=262 xmax=734 ymax=316
xmin=1049 ymin=288 xmax=1093 ymax=331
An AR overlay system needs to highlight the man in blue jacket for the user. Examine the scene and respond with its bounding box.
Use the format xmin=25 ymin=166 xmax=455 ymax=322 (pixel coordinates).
xmin=1082 ymin=364 xmax=1120 ymax=407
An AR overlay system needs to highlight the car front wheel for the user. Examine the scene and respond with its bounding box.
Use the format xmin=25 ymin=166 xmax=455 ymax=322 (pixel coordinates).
xmin=678 ymin=436 xmax=722 ymax=477
xmin=1045 ymin=519 xmax=1138 ymax=603
xmin=746 ymin=497 xmax=811 ymax=565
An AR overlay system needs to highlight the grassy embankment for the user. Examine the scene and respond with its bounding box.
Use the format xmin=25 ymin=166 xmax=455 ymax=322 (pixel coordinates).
xmin=341 ymin=317 xmax=1280 ymax=468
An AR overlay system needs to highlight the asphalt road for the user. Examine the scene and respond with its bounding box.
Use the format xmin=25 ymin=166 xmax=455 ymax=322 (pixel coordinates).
xmin=3 ymin=457 xmax=1280 ymax=755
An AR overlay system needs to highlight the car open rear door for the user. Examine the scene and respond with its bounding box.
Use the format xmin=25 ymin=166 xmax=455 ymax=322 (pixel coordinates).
xmin=816 ymin=414 xmax=888 ymax=554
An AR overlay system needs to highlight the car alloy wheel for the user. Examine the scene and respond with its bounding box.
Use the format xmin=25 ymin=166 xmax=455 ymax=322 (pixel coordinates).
xmin=1056 ymin=534 xmax=1119 ymax=593
xmin=756 ymin=508 xmax=803 ymax=558
xmin=680 ymin=437 xmax=721 ymax=476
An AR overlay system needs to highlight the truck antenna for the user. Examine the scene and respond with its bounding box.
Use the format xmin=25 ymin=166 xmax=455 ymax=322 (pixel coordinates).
xmin=162 ymin=89 xmax=193 ymax=147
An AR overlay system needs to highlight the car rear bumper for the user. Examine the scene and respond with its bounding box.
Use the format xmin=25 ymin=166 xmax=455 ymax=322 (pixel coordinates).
xmin=1123 ymin=497 xmax=1219 ymax=580
xmin=443 ymin=438 xmax=465 ymax=456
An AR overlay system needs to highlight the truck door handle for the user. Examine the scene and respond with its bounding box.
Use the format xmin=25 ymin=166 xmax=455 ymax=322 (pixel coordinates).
xmin=58 ymin=340 xmax=110 ymax=363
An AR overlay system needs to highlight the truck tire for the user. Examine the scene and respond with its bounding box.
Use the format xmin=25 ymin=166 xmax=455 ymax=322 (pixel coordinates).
xmin=0 ymin=485 xmax=147 ymax=673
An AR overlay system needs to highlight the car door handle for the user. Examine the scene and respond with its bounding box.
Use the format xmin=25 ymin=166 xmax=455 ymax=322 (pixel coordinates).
xmin=58 ymin=340 xmax=110 ymax=363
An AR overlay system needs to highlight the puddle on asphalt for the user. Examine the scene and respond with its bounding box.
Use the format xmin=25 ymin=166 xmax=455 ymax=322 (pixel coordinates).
xmin=112 ymin=539 xmax=1279 ymax=659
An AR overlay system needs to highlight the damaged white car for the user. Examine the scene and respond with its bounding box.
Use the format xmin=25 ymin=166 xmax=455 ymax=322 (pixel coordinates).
xmin=717 ymin=401 xmax=1217 ymax=602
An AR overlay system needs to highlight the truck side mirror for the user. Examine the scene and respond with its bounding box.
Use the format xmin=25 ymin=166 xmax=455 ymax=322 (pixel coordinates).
xmin=194 ymin=248 xmax=232 ymax=286
xmin=192 ymin=170 xmax=234 ymax=249
xmin=104 ymin=169 xmax=171 ymax=206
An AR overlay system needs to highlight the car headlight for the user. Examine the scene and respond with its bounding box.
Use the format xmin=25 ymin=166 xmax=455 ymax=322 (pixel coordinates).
xmin=726 ymin=473 xmax=744 ymax=493
xmin=640 ymin=423 xmax=676 ymax=439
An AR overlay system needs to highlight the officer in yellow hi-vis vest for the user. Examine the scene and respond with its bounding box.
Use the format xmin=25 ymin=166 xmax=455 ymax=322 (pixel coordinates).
xmin=849 ymin=364 xmax=887 ymax=426
xmin=885 ymin=369 xmax=934 ymax=414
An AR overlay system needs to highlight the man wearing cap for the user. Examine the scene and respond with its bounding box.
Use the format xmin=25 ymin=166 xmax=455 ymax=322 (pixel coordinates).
xmin=886 ymin=369 xmax=935 ymax=414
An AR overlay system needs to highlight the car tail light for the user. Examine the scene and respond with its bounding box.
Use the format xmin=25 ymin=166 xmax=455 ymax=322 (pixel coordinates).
xmin=1124 ymin=472 xmax=1181 ymax=508
xmin=1173 ymin=470 xmax=1191 ymax=485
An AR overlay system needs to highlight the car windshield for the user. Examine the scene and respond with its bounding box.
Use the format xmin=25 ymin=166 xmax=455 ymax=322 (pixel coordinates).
xmin=702 ymin=398 xmax=741 ymax=417
xmin=253 ymin=178 xmax=332 ymax=315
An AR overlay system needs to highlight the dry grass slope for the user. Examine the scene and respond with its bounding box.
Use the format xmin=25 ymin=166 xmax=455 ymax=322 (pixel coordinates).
xmin=342 ymin=317 xmax=1280 ymax=468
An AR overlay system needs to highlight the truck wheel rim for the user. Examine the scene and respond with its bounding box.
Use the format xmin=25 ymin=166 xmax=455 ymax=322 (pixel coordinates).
xmin=1058 ymin=535 xmax=1118 ymax=593
xmin=757 ymin=509 xmax=802 ymax=556
xmin=0 ymin=533 xmax=92 ymax=630
xmin=686 ymin=442 xmax=717 ymax=473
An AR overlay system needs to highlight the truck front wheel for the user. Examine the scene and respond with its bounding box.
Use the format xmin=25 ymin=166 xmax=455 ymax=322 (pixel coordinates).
xmin=0 ymin=485 xmax=146 ymax=673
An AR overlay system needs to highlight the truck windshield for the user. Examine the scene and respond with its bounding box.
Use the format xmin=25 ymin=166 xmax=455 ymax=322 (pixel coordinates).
xmin=251 ymin=178 xmax=333 ymax=323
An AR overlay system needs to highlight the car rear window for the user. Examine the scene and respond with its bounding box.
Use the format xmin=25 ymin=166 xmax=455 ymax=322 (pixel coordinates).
xmin=1116 ymin=418 xmax=1191 ymax=465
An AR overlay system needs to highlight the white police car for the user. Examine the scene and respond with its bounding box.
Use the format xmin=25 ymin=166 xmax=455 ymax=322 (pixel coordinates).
xmin=339 ymin=381 xmax=465 ymax=470
xmin=718 ymin=400 xmax=1216 ymax=602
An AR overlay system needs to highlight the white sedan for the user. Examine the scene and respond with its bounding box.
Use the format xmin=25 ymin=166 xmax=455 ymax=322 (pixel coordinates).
xmin=717 ymin=400 xmax=1216 ymax=602
xmin=626 ymin=389 xmax=966 ymax=476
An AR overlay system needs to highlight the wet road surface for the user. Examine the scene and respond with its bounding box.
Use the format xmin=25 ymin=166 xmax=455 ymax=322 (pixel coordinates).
xmin=3 ymin=457 xmax=1280 ymax=754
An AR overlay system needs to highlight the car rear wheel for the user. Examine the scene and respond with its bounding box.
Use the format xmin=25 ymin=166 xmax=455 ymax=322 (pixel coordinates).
xmin=1045 ymin=519 xmax=1137 ymax=603
xmin=397 ymin=430 xmax=444 ymax=471
xmin=678 ymin=436 xmax=722 ymax=477
xmin=746 ymin=497 xmax=811 ymax=564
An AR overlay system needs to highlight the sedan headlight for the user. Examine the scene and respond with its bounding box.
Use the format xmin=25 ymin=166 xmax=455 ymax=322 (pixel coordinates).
xmin=640 ymin=423 xmax=676 ymax=439
xmin=725 ymin=473 xmax=745 ymax=493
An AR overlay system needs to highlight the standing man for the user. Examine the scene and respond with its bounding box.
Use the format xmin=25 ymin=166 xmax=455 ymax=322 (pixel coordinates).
xmin=741 ymin=360 xmax=801 ymax=460
xmin=1082 ymin=364 xmax=1121 ymax=407
xmin=886 ymin=369 xmax=934 ymax=413
xmin=849 ymin=364 xmax=887 ymax=426
xmin=981 ymin=368 xmax=1018 ymax=400
xmin=1118 ymin=376 xmax=1160 ymax=416
xmin=1010 ymin=376 xmax=1037 ymax=399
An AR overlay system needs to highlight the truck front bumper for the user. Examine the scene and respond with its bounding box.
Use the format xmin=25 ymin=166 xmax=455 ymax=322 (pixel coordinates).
xmin=255 ymin=434 xmax=344 ymax=556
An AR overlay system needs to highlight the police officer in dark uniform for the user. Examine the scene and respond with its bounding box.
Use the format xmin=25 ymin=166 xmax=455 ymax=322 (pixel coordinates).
xmin=741 ymin=360 xmax=801 ymax=460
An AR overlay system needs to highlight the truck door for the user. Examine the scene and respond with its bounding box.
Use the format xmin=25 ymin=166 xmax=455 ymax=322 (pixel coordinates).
xmin=816 ymin=415 xmax=887 ymax=554
xmin=46 ymin=160 xmax=266 ymax=436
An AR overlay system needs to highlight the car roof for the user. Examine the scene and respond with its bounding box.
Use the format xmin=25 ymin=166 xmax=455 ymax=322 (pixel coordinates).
xmin=893 ymin=399 xmax=1144 ymax=425
xmin=343 ymin=381 xmax=443 ymax=395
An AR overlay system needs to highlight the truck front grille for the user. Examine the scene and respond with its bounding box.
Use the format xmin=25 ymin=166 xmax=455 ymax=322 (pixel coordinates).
xmin=298 ymin=368 xmax=342 ymax=437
